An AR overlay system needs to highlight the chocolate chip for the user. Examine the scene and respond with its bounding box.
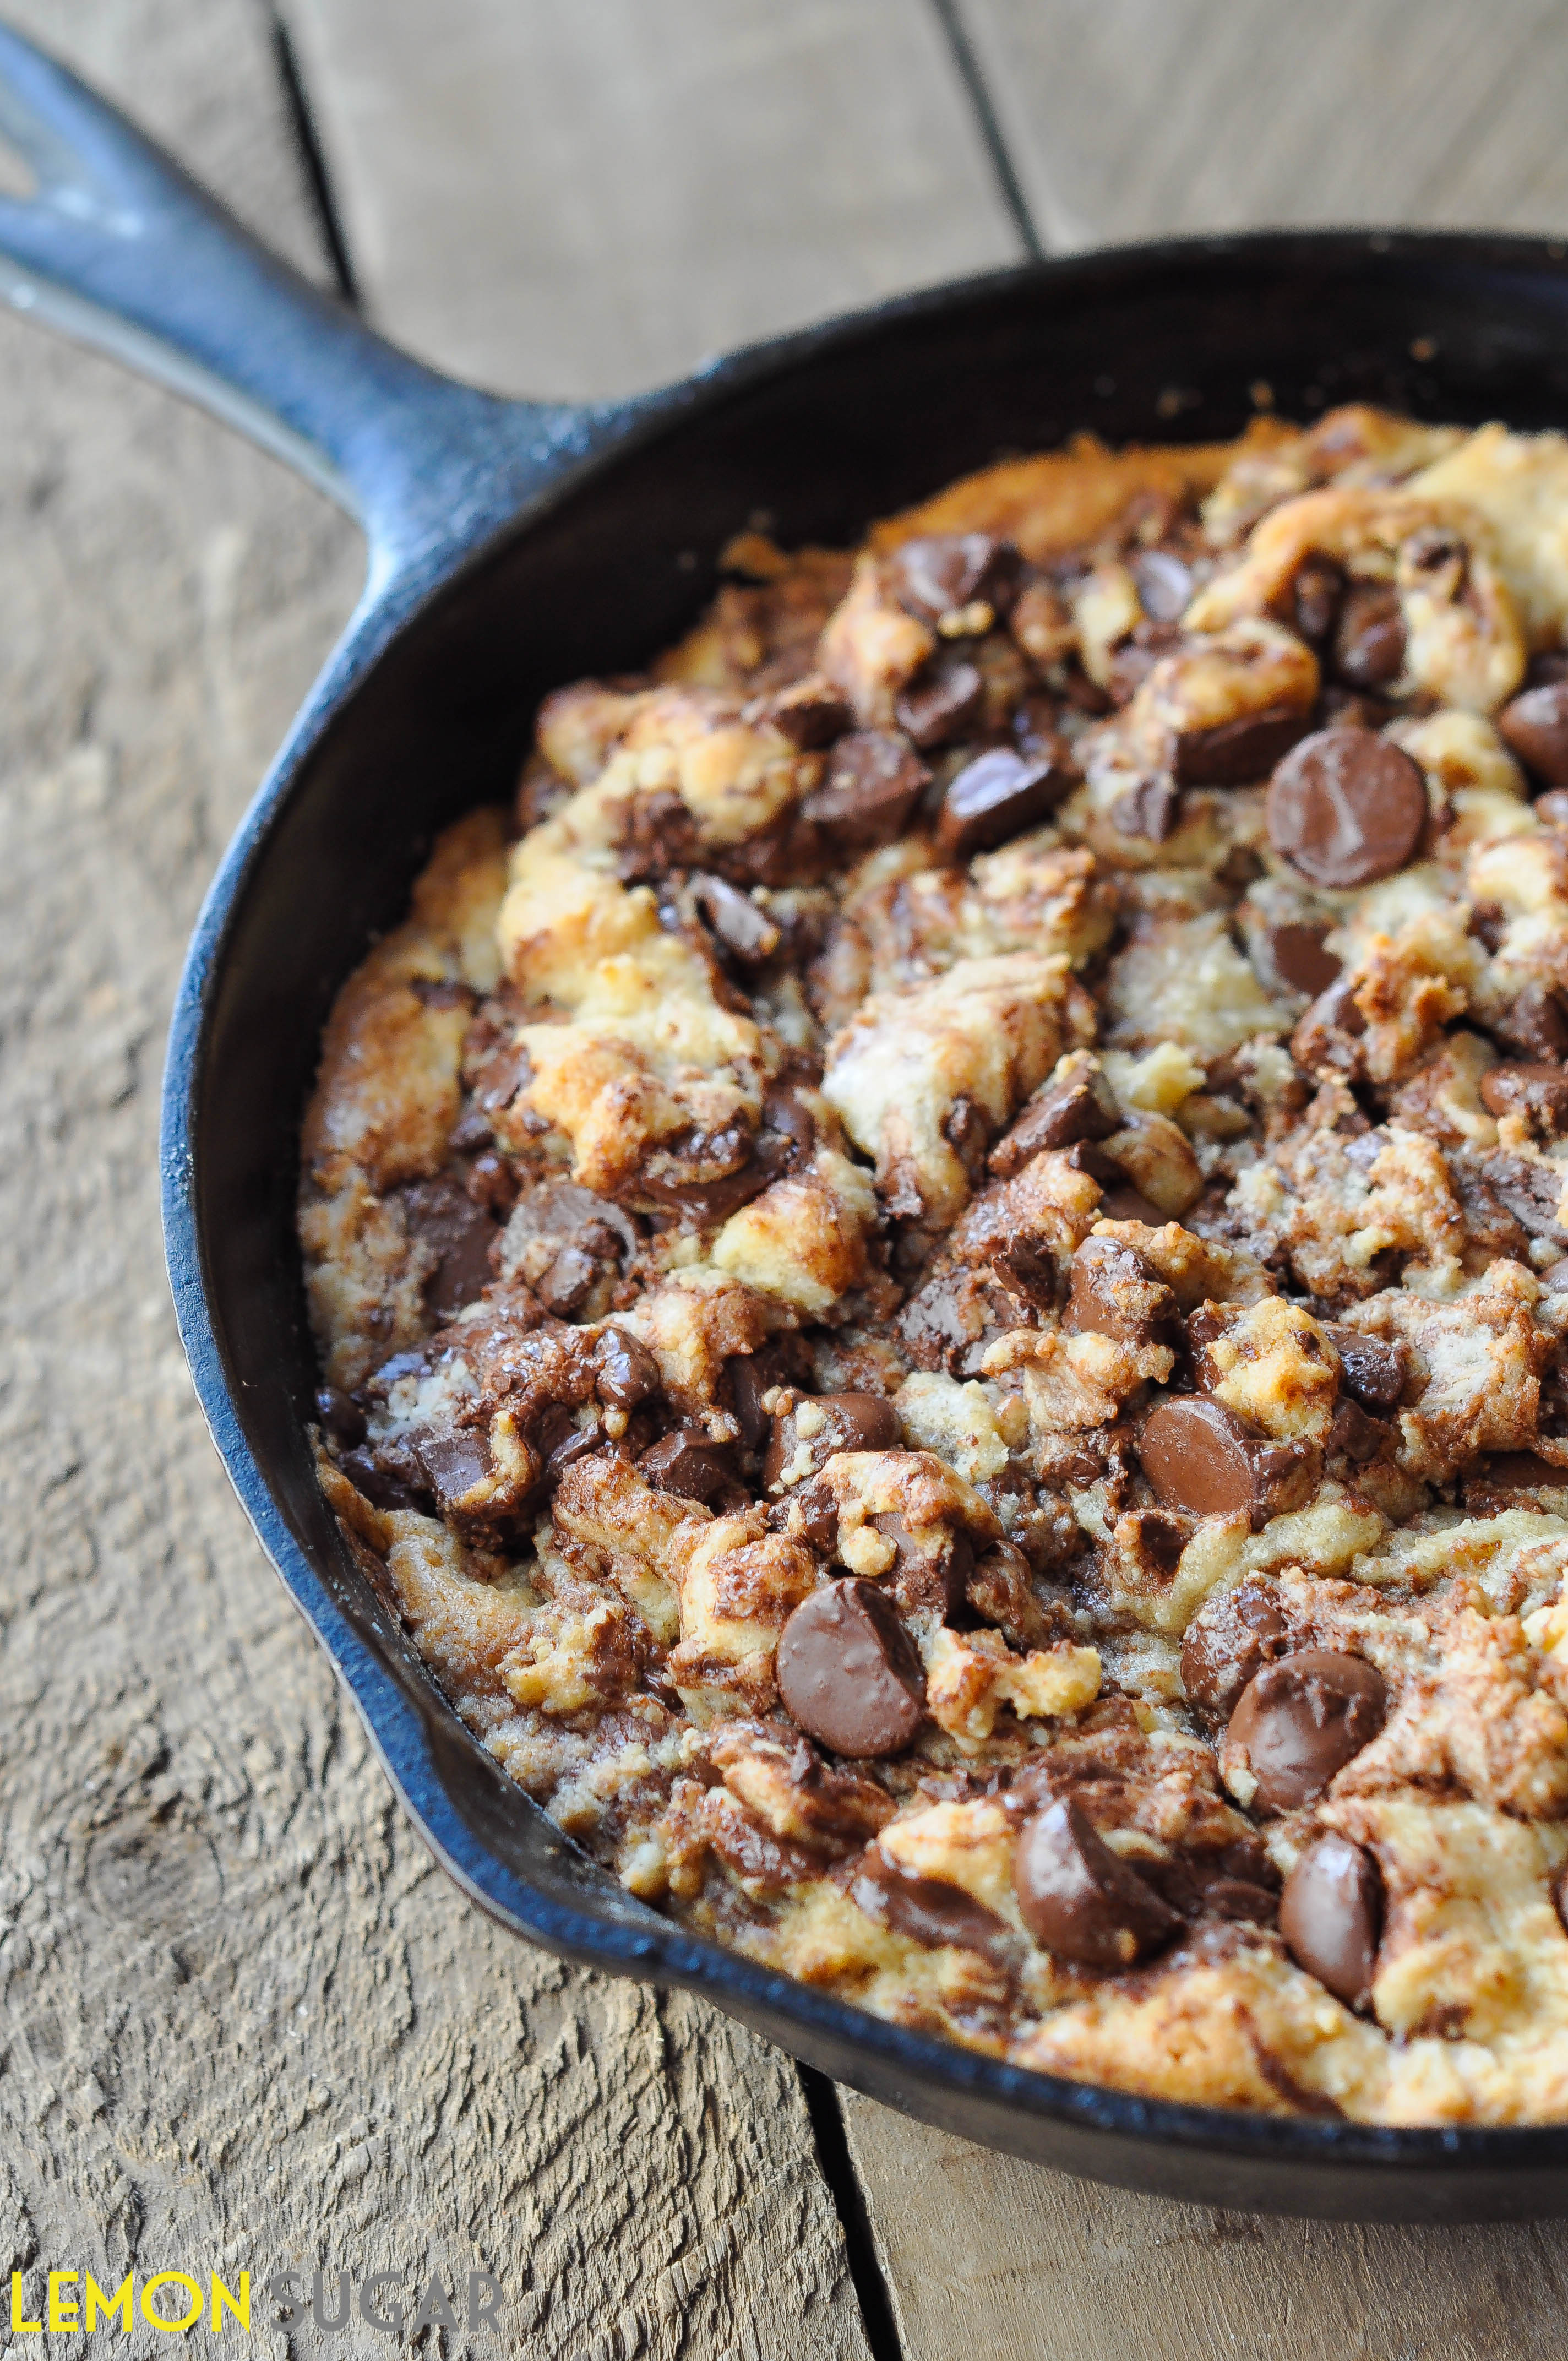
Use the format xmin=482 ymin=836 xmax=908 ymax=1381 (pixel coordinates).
xmin=761 ymin=1084 xmax=816 ymax=1161
xmin=638 ymin=1429 xmax=733 ymax=1501
xmin=872 ymin=1515 xmax=973 ymax=1620
xmin=315 ymin=1385 xmax=366 ymax=1446
xmin=1174 ymin=706 xmax=1311 ymax=788
xmin=801 ymin=731 xmax=930 ymax=852
xmin=1267 ymin=728 xmax=1427 ymax=888
xmin=1062 ymin=1139 xmax=1127 ymax=1187
xmin=1132 ymin=547 xmax=1193 ymax=622
xmin=465 ymin=1150 xmax=520 ymax=1217
xmin=1108 ymin=773 xmax=1183 ymax=842
xmin=1105 ymin=618 xmax=1181 ymax=707
xmin=763 ymin=1392 xmax=902 ymax=1490
xmin=1012 ymin=1796 xmax=1182 ymax=1966
xmin=851 ymin=1846 xmax=1011 ymax=1956
xmin=1268 ymin=920 xmax=1342 ymax=998
xmin=1480 ymin=1060 xmax=1568 ymax=1136
xmin=1180 ymin=1579 xmax=1294 ymax=1720
xmin=403 ymin=1176 xmax=499 ymax=1318
xmin=1320 ymin=1324 xmax=1407 ymax=1412
xmin=1202 ymin=1877 xmax=1281 ymax=1924
xmin=1498 ymin=679 xmax=1568 ymax=787
xmin=691 ymin=872 xmax=781 ymax=964
xmin=418 ymin=1428 xmax=492 ymax=1507
xmin=1326 ymin=1401 xmax=1391 ymax=1464
xmin=776 ymin=1580 xmax=926 ymax=1756
xmin=1137 ymin=1397 xmax=1309 ymax=1529
xmin=1279 ymin=1834 xmax=1382 ymax=2008
xmin=724 ymin=1354 xmax=772 ymax=1450
xmin=547 ymin=1421 xmax=604 ymax=1477
xmin=988 ymin=1065 xmax=1120 ymax=1179
xmin=937 ymin=746 xmax=1071 ymax=861
xmin=595 ymin=1325 xmax=661 ymax=1412
xmin=1495 ymin=981 xmax=1568 ymax=1062
xmin=535 ymin=1243 xmax=600 ymax=1317
xmin=1484 ymin=1151 xmax=1568 ymax=1243
xmin=1226 ymin=1651 xmax=1387 ymax=1811
xmin=338 ymin=1449 xmax=424 ymax=1512
xmin=1291 ymin=971 xmax=1367 ymax=1077
xmin=787 ymin=1481 xmax=840 ymax=1553
xmin=1064 ymin=1235 xmax=1175 ymax=1347
xmin=888 ymin=532 xmax=1021 ymax=625
xmin=1332 ymin=582 xmax=1406 ymax=688
xmin=1542 ymin=1258 xmax=1568 ymax=1292
xmin=1292 ymin=553 xmax=1346 ymax=644
xmin=763 ymin=677 xmax=853 ymax=750
xmin=1099 ymin=1184 xmax=1165 ymax=1223
xmin=895 ymin=657 xmax=984 ymax=749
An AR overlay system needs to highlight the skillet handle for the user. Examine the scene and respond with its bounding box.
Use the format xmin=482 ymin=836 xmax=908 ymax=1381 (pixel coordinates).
xmin=0 ymin=21 xmax=603 ymax=583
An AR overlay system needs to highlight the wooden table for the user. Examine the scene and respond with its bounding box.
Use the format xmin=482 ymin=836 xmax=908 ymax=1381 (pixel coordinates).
xmin=12 ymin=6 xmax=1568 ymax=2353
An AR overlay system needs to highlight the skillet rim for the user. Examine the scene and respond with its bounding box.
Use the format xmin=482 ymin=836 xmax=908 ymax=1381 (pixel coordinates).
xmin=162 ymin=227 xmax=1568 ymax=2211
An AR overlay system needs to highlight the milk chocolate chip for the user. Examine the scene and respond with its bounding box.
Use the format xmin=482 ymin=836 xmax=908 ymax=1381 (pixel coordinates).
xmin=1333 ymin=582 xmax=1406 ymax=688
xmin=937 ymin=746 xmax=1070 ymax=860
xmin=1498 ymin=679 xmax=1568 ymax=788
xmin=1267 ymin=728 xmax=1427 ymax=888
xmin=1226 ymin=1650 xmax=1387 ymax=1812
xmin=1180 ymin=1579 xmax=1294 ymax=1721
xmin=851 ymin=1846 xmax=1011 ymax=1956
xmin=763 ymin=1392 xmax=902 ymax=1491
xmin=1279 ymin=1834 xmax=1382 ymax=2009
xmin=776 ymin=1580 xmax=926 ymax=1756
xmin=988 ymin=1064 xmax=1120 ymax=1178
xmin=1269 ymin=920 xmax=1342 ymax=998
xmin=1137 ymin=1397 xmax=1307 ymax=1528
xmin=801 ymin=731 xmax=929 ymax=852
xmin=1174 ymin=706 xmax=1310 ymax=788
xmin=1064 ymin=1235 xmax=1176 ymax=1347
xmin=1479 ymin=1060 xmax=1568 ymax=1137
xmin=1012 ymin=1797 xmax=1182 ymax=1966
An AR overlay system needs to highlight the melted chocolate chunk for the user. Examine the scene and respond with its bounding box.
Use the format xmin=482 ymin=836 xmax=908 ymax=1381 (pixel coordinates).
xmin=1292 ymin=552 xmax=1346 ymax=644
xmin=691 ymin=872 xmax=782 ymax=964
xmin=1484 ymin=1152 xmax=1568 ymax=1244
xmin=1108 ymin=773 xmax=1183 ymax=842
xmin=1479 ymin=1060 xmax=1568 ymax=1136
xmin=801 ymin=731 xmax=930 ymax=852
xmin=851 ymin=1846 xmax=1011 ymax=1957
xmin=1269 ymin=920 xmax=1342 ymax=998
xmin=888 ymin=532 xmax=1021 ymax=625
xmin=1321 ymin=1324 xmax=1407 ymax=1412
xmin=1290 ymin=971 xmax=1367 ymax=1078
xmin=1012 ymin=1797 xmax=1182 ymax=1966
xmin=776 ymin=1580 xmax=926 ymax=1756
xmin=1332 ymin=581 xmax=1406 ymax=688
xmin=1495 ymin=980 xmax=1568 ymax=1062
xmin=1180 ymin=1579 xmax=1295 ymax=1721
xmin=1279 ymin=1834 xmax=1382 ymax=2009
xmin=937 ymin=745 xmax=1071 ymax=861
xmin=1325 ymin=1400 xmax=1391 ymax=1466
xmin=595 ymin=1325 xmax=661 ymax=1412
xmin=1174 ymin=705 xmax=1310 ymax=788
xmin=763 ymin=1392 xmax=902 ymax=1490
xmin=1098 ymin=1183 xmax=1165 ymax=1224
xmin=638 ymin=1429 xmax=733 ymax=1501
xmin=762 ymin=676 xmax=853 ymax=749
xmin=1064 ymin=1235 xmax=1175 ymax=1347
xmin=403 ymin=1175 xmax=499 ymax=1318
xmin=1266 ymin=727 xmax=1427 ymax=889
xmin=315 ymin=1385 xmax=366 ymax=1446
xmin=988 ymin=1064 xmax=1120 ymax=1179
xmin=1498 ymin=678 xmax=1568 ymax=787
xmin=535 ymin=1243 xmax=600 ymax=1317
xmin=895 ymin=656 xmax=984 ymax=749
xmin=1226 ymin=1651 xmax=1387 ymax=1812
xmin=339 ymin=1449 xmax=424 ymax=1513
xmin=1137 ymin=1397 xmax=1308 ymax=1528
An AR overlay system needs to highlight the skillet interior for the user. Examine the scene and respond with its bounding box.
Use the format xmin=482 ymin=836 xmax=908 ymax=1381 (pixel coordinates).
xmin=180 ymin=234 xmax=1568 ymax=2215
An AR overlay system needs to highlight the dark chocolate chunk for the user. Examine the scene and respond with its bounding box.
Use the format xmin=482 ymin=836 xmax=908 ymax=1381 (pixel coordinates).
xmin=1226 ymin=1650 xmax=1387 ymax=1812
xmin=418 ymin=1427 xmax=492 ymax=1506
xmin=337 ymin=1449 xmax=424 ymax=1513
xmin=1268 ymin=920 xmax=1342 ymax=998
xmin=888 ymin=531 xmax=1021 ymax=624
xmin=1332 ymin=581 xmax=1406 ymax=688
xmin=315 ymin=1385 xmax=366 ymax=1447
xmin=1174 ymin=705 xmax=1310 ymax=788
xmin=787 ymin=1481 xmax=840 ymax=1553
xmin=691 ymin=872 xmax=782 ymax=964
xmin=1498 ymin=678 xmax=1568 ymax=788
xmin=1132 ymin=547 xmax=1193 ymax=622
xmin=776 ymin=1580 xmax=926 ymax=1756
xmin=547 ymin=1420 xmax=604 ymax=1477
xmin=872 ymin=1515 xmax=973 ymax=1620
xmin=937 ymin=746 xmax=1071 ymax=861
xmin=763 ymin=676 xmax=853 ymax=749
xmin=402 ymin=1176 xmax=499 ymax=1318
xmin=1321 ymin=1324 xmax=1407 ymax=1412
xmin=851 ymin=1846 xmax=1012 ymax=1956
xmin=1266 ymin=727 xmax=1427 ymax=888
xmin=535 ymin=1243 xmax=600 ymax=1317
xmin=1279 ymin=1834 xmax=1383 ymax=2009
xmin=1291 ymin=972 xmax=1367 ymax=1078
xmin=1098 ymin=1183 xmax=1165 ymax=1224
xmin=761 ymin=1083 xmax=816 ymax=1161
xmin=1137 ymin=1397 xmax=1309 ymax=1530
xmin=465 ymin=1149 xmax=520 ymax=1217
xmin=1479 ymin=1060 xmax=1568 ymax=1136
xmin=801 ymin=730 xmax=930 ymax=852
xmin=1108 ymin=773 xmax=1183 ymax=842
xmin=1484 ymin=1152 xmax=1568 ymax=1244
xmin=595 ymin=1325 xmax=661 ymax=1412
xmin=723 ymin=1354 xmax=773 ymax=1450
xmin=1180 ymin=1578 xmax=1295 ymax=1721
xmin=1012 ymin=1797 xmax=1182 ymax=1967
xmin=763 ymin=1392 xmax=902 ymax=1491
xmin=895 ymin=657 xmax=984 ymax=750
xmin=988 ymin=1064 xmax=1120 ymax=1179
xmin=638 ymin=1429 xmax=732 ymax=1502
xmin=1064 ymin=1235 xmax=1175 ymax=1347
xmin=1291 ymin=552 xmax=1346 ymax=644
xmin=1495 ymin=980 xmax=1568 ymax=1061
xmin=1325 ymin=1400 xmax=1391 ymax=1465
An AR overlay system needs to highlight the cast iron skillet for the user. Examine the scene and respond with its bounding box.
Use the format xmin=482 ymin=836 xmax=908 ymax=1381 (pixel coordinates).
xmin=6 ymin=21 xmax=1568 ymax=2220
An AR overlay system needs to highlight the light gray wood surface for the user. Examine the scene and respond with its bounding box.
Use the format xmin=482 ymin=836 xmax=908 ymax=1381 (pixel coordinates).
xmin=958 ymin=0 xmax=1568 ymax=251
xmin=276 ymin=0 xmax=1026 ymax=399
xmin=0 ymin=9 xmax=867 ymax=2355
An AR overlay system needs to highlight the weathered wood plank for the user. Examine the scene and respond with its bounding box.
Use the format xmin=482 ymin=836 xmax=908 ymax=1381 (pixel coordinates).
xmin=275 ymin=0 xmax=1026 ymax=400
xmin=956 ymin=0 xmax=1568 ymax=251
xmin=0 ymin=8 xmax=867 ymax=2353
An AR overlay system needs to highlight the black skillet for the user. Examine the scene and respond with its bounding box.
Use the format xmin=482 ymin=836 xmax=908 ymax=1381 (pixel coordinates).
xmin=4 ymin=20 xmax=1567 ymax=2219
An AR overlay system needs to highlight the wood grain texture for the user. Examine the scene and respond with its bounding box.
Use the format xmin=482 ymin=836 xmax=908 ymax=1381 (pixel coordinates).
xmin=0 ymin=9 xmax=866 ymax=2354
xmin=958 ymin=0 xmax=1568 ymax=251
xmin=842 ymin=2093 xmax=1568 ymax=2361
xmin=275 ymin=0 xmax=1026 ymax=400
